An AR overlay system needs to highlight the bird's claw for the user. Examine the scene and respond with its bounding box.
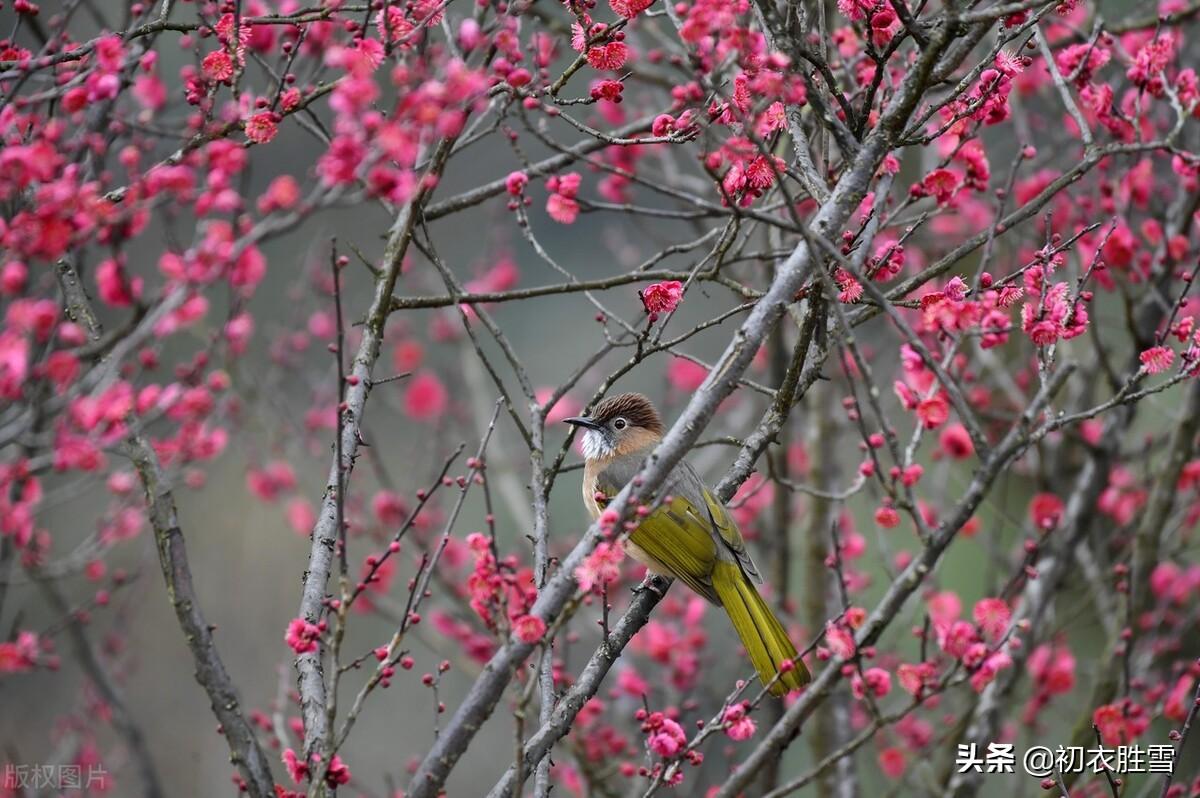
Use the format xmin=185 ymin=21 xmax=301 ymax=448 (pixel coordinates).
xmin=631 ymin=576 xmax=667 ymax=598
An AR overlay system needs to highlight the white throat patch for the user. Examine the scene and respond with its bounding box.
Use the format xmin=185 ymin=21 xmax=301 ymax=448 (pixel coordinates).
xmin=580 ymin=429 xmax=613 ymax=460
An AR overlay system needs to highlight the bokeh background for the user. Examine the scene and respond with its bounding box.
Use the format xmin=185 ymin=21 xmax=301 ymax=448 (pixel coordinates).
xmin=2 ymin=0 xmax=1195 ymax=796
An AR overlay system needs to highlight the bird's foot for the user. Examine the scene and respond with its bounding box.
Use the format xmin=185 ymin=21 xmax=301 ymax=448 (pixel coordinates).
xmin=631 ymin=575 xmax=667 ymax=598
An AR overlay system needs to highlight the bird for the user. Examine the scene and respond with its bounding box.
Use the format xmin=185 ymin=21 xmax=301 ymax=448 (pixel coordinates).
xmin=564 ymin=392 xmax=811 ymax=695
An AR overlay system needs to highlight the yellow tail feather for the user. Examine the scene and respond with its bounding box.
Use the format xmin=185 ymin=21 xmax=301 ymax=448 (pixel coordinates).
xmin=712 ymin=562 xmax=812 ymax=695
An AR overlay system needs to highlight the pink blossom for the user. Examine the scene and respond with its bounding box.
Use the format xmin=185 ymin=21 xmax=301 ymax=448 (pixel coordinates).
xmin=646 ymin=715 xmax=687 ymax=757
xmin=1140 ymin=345 xmax=1174 ymax=374
xmin=96 ymin=258 xmax=142 ymax=307
xmin=927 ymin=590 xmax=961 ymax=625
xmin=878 ymin=747 xmax=906 ymax=778
xmin=938 ymin=620 xmax=978 ymax=659
xmin=897 ymin=662 xmax=936 ymax=696
xmin=201 ymin=50 xmax=235 ymax=82
xmin=283 ymin=748 xmax=309 ymax=783
xmin=1093 ymin=699 xmax=1149 ymax=745
xmin=574 ymin=541 xmax=624 ymax=593
xmin=617 ymin=667 xmax=648 ymax=696
xmin=586 ymin=42 xmax=629 ymax=71
xmin=874 ymin=505 xmax=900 ymax=528
xmin=1028 ymin=643 xmax=1076 ymax=696
xmin=641 ymin=280 xmax=684 ymax=318
xmin=390 ymin=340 xmax=423 ymax=374
xmin=536 ymin=387 xmax=580 ymax=424
xmin=224 ymin=313 xmax=254 ymax=355
xmin=323 ymin=754 xmax=351 ymax=787
xmin=1029 ymin=493 xmax=1065 ymax=530
xmin=244 ymin=112 xmax=279 ymax=144
xmin=1164 ymin=674 xmax=1196 ymax=721
xmin=918 ymin=168 xmax=960 ymax=205
xmin=404 ymin=371 xmax=449 ymax=420
xmin=372 ymin=490 xmax=409 ymax=526
xmin=512 ymin=614 xmax=546 ymax=643
xmin=915 ymin=394 xmax=949 ymax=429
xmin=247 ymin=461 xmax=296 ymax=502
xmin=972 ymin=597 xmax=1010 ymax=641
xmin=286 ymin=498 xmax=315 ymax=536
xmin=505 ymin=171 xmax=528 ymax=196
xmin=667 ymin=357 xmax=708 ymax=392
xmin=969 ymin=651 xmax=1012 ymax=691
xmin=285 ymin=618 xmax=321 ymax=654
xmin=939 ymin=424 xmax=974 ymax=459
xmin=852 ymin=667 xmax=892 ymax=699
xmin=0 ymin=631 xmax=38 ymax=673
xmin=546 ymin=192 xmax=580 ymax=224
xmin=824 ymin=621 xmax=856 ymax=659
xmin=722 ymin=703 xmax=756 ymax=741
xmin=610 ymin=0 xmax=654 ymax=18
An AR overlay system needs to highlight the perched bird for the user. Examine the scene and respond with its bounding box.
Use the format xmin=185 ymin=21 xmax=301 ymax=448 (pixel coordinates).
xmin=565 ymin=392 xmax=811 ymax=695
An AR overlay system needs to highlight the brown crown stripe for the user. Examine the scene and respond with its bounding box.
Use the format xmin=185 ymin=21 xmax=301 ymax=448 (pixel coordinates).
xmin=590 ymin=392 xmax=665 ymax=436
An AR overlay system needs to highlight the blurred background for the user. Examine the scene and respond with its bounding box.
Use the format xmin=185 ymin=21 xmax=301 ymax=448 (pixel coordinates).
xmin=2 ymin=0 xmax=1196 ymax=796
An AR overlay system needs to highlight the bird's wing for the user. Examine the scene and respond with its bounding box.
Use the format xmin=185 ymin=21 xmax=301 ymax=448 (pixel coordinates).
xmin=593 ymin=455 xmax=762 ymax=593
xmin=627 ymin=495 xmax=721 ymax=603
xmin=670 ymin=462 xmax=764 ymax=584
xmin=593 ymin=457 xmax=719 ymax=601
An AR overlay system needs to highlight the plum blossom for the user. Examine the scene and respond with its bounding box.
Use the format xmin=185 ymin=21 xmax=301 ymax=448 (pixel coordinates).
xmin=1093 ymin=699 xmax=1150 ymax=745
xmin=575 ymin=541 xmax=624 ymax=593
xmin=404 ymin=371 xmax=449 ymax=420
xmin=512 ymin=614 xmax=546 ymax=643
xmin=824 ymin=620 xmax=856 ymax=659
xmin=1140 ymin=345 xmax=1174 ymax=374
xmin=852 ymin=667 xmax=893 ymax=699
xmin=640 ymin=281 xmax=684 ymax=321
xmin=285 ymin=618 xmax=321 ymax=654
xmin=546 ymin=173 xmax=582 ymax=224
xmin=1027 ymin=492 xmax=1065 ymax=531
xmin=722 ymin=703 xmax=756 ymax=740
xmin=643 ymin=713 xmax=687 ymax=757
xmin=972 ymin=597 xmax=1011 ymax=641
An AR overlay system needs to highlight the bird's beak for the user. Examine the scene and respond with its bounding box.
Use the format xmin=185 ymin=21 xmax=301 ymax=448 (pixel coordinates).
xmin=563 ymin=416 xmax=602 ymax=431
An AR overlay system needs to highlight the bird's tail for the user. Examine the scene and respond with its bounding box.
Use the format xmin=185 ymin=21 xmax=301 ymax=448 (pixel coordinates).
xmin=712 ymin=561 xmax=811 ymax=695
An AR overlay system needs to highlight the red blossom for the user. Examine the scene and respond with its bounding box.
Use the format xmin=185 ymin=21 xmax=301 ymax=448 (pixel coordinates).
xmin=972 ymin=597 xmax=1011 ymax=641
xmin=667 ymin=357 xmax=708 ymax=392
xmin=610 ymin=0 xmax=654 ymax=18
xmin=640 ymin=280 xmax=684 ymax=319
xmin=505 ymin=171 xmax=528 ymax=196
xmin=939 ymin=424 xmax=974 ymax=460
xmin=643 ymin=713 xmax=687 ymax=758
xmin=918 ymin=168 xmax=961 ymax=205
xmin=1140 ymin=345 xmax=1174 ymax=374
xmin=201 ymin=50 xmax=235 ymax=82
xmin=1093 ymin=699 xmax=1150 ymax=745
xmin=404 ymin=371 xmax=449 ymax=420
xmin=878 ymin=747 xmax=906 ymax=778
xmin=512 ymin=614 xmax=546 ymax=643
xmin=586 ymin=42 xmax=629 ymax=71
xmin=546 ymin=193 xmax=580 ymax=224
xmin=575 ymin=541 xmax=624 ymax=593
xmin=285 ymin=618 xmax=321 ymax=654
xmin=1029 ymin=493 xmax=1065 ymax=530
xmin=244 ymin=112 xmax=279 ymax=144
xmin=824 ymin=621 xmax=856 ymax=659
xmin=721 ymin=703 xmax=756 ymax=741
xmin=874 ymin=504 xmax=900 ymax=528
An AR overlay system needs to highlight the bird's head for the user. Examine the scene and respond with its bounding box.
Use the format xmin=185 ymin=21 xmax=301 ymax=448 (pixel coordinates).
xmin=563 ymin=392 xmax=665 ymax=462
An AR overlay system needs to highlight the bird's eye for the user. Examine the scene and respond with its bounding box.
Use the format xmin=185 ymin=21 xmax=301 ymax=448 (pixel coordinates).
xmin=613 ymin=418 xmax=627 ymax=430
